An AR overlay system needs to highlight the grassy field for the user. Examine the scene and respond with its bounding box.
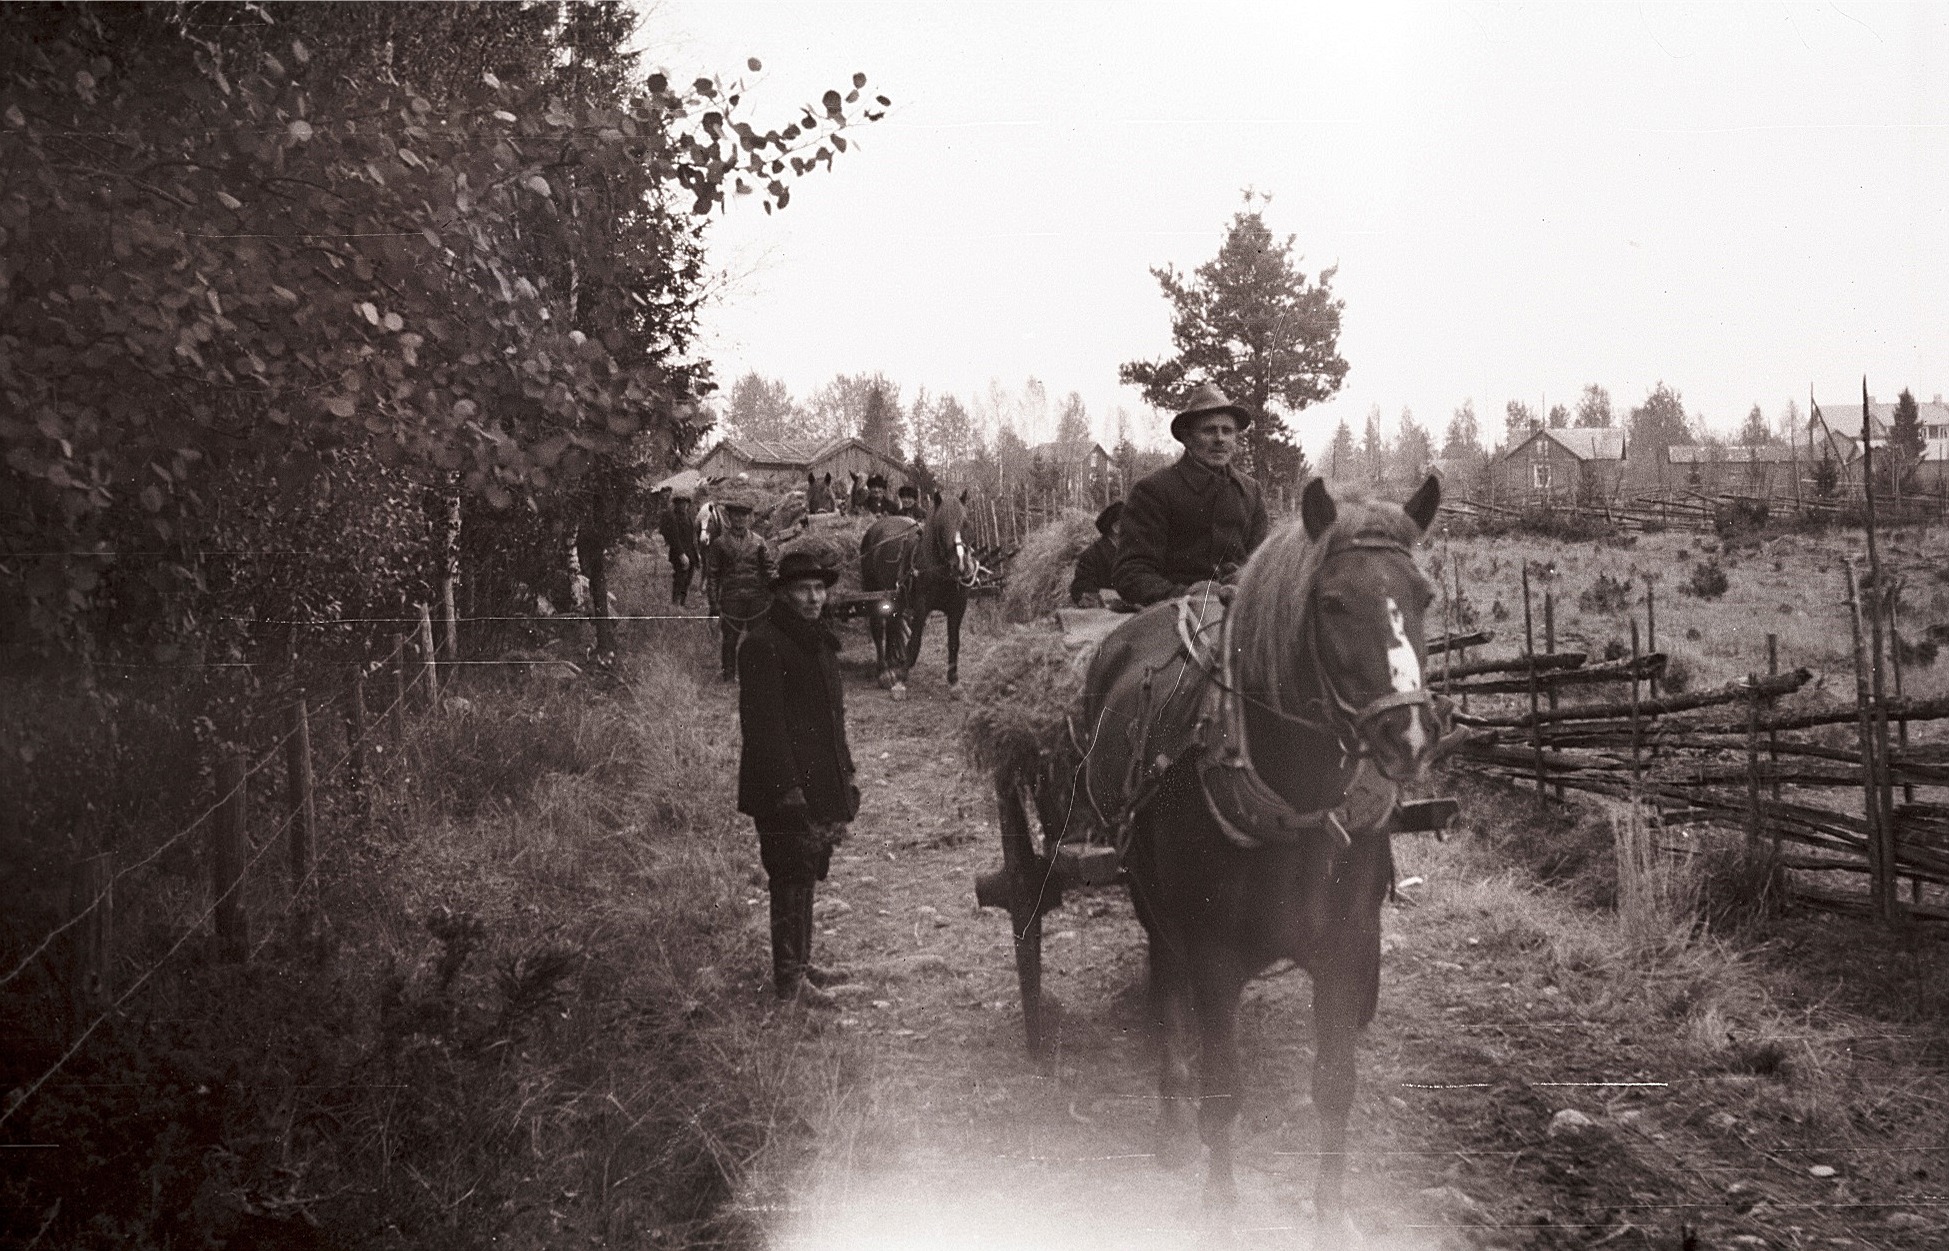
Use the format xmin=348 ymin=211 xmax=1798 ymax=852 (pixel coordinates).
xmin=1435 ymin=522 xmax=1949 ymax=703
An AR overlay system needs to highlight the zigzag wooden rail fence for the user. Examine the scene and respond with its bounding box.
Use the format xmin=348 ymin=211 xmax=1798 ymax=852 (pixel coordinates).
xmin=1439 ymin=564 xmax=1946 ymax=927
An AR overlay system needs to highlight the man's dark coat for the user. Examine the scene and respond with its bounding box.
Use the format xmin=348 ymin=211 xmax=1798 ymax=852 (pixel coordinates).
xmin=738 ymin=600 xmax=858 ymax=827
xmin=1112 ymin=456 xmax=1269 ymax=606
xmin=1070 ymin=534 xmax=1116 ymax=603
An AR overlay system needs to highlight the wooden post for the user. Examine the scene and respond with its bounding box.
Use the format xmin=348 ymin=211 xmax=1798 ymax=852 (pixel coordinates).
xmin=1544 ymin=589 xmax=1562 ymax=800
xmin=390 ymin=636 xmax=407 ymax=750
xmin=347 ymin=663 xmax=368 ymax=786
xmin=214 ymin=750 xmax=250 ymax=962
xmin=1628 ymin=618 xmax=1643 ymax=795
xmin=1452 ymin=552 xmax=1470 ymax=714
xmin=1860 ymin=380 xmax=1897 ymax=927
xmin=1887 ymin=584 xmax=1918 ymax=904
xmin=1521 ymin=563 xmax=1545 ymax=803
xmin=1845 ymin=561 xmax=1895 ymax=922
xmin=1744 ymin=671 xmax=1763 ymax=853
xmin=1765 ymin=634 xmax=1781 ymax=803
xmin=440 ymin=493 xmax=461 ymax=659
xmin=284 ymin=696 xmax=317 ymax=935
xmin=1645 ymin=583 xmax=1659 ymax=699
xmin=417 ymin=604 xmax=439 ymax=708
xmin=68 ymin=852 xmax=112 ymax=1025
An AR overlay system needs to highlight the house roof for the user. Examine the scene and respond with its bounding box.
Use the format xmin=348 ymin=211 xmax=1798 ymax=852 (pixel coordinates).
xmin=698 ymin=435 xmax=914 ymax=475
xmin=1811 ymin=397 xmax=1949 ymax=440
xmin=1545 ymin=427 xmax=1625 ymax=460
xmin=1499 ymin=427 xmax=1623 ymax=463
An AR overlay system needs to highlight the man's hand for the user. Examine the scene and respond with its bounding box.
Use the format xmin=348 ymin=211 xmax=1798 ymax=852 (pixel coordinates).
xmin=779 ymin=787 xmax=808 ymax=812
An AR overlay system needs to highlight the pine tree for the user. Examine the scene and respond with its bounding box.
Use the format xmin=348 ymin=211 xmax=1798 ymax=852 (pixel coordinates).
xmin=1120 ymin=198 xmax=1347 ymax=488
xmin=1442 ymin=401 xmax=1482 ymax=459
xmin=1888 ymin=388 xmax=1925 ymax=496
xmin=1328 ymin=420 xmax=1357 ymax=482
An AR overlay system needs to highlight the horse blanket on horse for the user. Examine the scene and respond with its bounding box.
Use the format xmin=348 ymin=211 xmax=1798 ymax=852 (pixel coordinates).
xmin=1073 ymin=586 xmax=1399 ymax=853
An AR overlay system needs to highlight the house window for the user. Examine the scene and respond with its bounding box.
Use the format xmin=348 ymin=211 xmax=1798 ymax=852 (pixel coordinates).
xmin=1532 ymin=463 xmax=1552 ymax=490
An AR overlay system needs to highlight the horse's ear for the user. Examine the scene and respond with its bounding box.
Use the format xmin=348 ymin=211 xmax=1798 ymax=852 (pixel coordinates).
xmin=1301 ymin=477 xmax=1337 ymax=541
xmin=1404 ymin=474 xmax=1442 ymax=534
xmin=959 ymin=487 xmax=969 ymax=504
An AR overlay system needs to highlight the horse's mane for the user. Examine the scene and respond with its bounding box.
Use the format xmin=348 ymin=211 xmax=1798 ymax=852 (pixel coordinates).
xmin=1229 ymin=489 xmax=1421 ymax=717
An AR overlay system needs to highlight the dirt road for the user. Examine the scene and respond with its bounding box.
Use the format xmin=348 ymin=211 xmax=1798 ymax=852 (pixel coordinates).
xmin=694 ymin=617 xmax=1942 ymax=1250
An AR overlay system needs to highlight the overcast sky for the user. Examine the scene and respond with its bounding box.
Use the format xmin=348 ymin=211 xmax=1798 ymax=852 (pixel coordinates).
xmin=644 ymin=1 xmax=1949 ymax=454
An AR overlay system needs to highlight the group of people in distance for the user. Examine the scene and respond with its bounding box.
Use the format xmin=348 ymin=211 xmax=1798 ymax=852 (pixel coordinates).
xmin=712 ymin=382 xmax=1271 ymax=1007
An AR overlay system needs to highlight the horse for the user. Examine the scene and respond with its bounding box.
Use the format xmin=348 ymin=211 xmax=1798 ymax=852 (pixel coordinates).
xmin=859 ymin=512 xmax=921 ymax=694
xmin=858 ymin=492 xmax=980 ymax=695
xmin=1002 ymin=475 xmax=1447 ymax=1232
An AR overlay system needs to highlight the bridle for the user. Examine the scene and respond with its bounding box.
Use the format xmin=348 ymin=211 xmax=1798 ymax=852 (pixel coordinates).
xmin=1213 ymin=537 xmax=1443 ymax=765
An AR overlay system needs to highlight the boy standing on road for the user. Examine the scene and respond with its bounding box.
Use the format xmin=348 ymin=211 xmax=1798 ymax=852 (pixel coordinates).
xmin=704 ymin=493 xmax=772 ymax=681
xmin=738 ymin=548 xmax=859 ymax=1007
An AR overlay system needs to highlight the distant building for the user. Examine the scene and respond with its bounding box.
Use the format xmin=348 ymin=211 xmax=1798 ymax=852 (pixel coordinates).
xmin=1808 ymin=395 xmax=1949 ymax=495
xmin=1492 ymin=427 xmax=1625 ymax=505
xmin=692 ymin=435 xmax=914 ymax=494
xmin=1027 ymin=440 xmax=1115 ymax=502
xmin=1664 ymin=444 xmax=1798 ymax=498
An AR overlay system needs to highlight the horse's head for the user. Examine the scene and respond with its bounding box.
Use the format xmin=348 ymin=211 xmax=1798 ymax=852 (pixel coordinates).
xmin=1235 ymin=475 xmax=1445 ymax=787
xmin=924 ymin=490 xmax=980 ymax=585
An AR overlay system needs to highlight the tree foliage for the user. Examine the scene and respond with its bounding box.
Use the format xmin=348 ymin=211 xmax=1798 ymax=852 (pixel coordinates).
xmin=1119 ymin=203 xmax=1345 ymax=487
xmin=1738 ymin=403 xmax=1776 ymax=446
xmin=1627 ymin=382 xmax=1694 ymax=452
xmin=0 ymin=3 xmax=884 ymax=656
xmin=1442 ymin=400 xmax=1482 ymax=459
xmin=1504 ymin=400 xmax=1539 ymax=447
xmin=1886 ymin=388 xmax=1925 ymax=495
xmin=1573 ymin=383 xmax=1614 ymax=428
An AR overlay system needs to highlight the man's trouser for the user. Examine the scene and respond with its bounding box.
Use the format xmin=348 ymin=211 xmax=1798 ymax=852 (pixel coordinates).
xmin=668 ymin=549 xmax=695 ymax=604
xmin=758 ymin=821 xmax=833 ymax=995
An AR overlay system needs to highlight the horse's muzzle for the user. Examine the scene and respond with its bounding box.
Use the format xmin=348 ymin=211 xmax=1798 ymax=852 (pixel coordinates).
xmin=1358 ymin=692 xmax=1445 ymax=785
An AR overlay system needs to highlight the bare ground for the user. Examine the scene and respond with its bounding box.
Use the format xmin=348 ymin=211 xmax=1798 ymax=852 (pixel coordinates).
xmin=675 ymin=605 xmax=1948 ymax=1251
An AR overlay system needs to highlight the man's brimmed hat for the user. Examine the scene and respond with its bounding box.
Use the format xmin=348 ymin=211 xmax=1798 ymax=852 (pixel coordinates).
xmin=772 ymin=548 xmax=840 ymax=588
xmin=1095 ymin=500 xmax=1125 ymax=536
xmin=1169 ymin=382 xmax=1255 ymax=440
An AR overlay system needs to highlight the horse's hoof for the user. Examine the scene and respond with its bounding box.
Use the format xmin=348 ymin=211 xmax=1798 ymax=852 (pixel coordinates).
xmin=946 ymin=683 xmax=963 ymax=701
xmin=889 ymin=683 xmax=907 ymax=702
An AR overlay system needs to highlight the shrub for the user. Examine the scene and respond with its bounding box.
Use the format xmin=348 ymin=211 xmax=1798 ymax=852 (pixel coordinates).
xmin=1661 ymin=653 xmax=1695 ymax=693
xmin=1894 ymin=632 xmax=1939 ymax=670
xmin=1714 ymin=498 xmax=1769 ymax=539
xmin=1684 ymin=559 xmax=1730 ymax=600
xmin=1579 ymin=572 xmax=1633 ymax=615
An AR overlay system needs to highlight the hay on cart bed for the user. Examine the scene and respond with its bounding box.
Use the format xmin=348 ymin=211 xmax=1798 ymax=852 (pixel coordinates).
xmin=1000 ymin=509 xmax=1100 ymax=623
xmin=960 ymin=622 xmax=1090 ymax=778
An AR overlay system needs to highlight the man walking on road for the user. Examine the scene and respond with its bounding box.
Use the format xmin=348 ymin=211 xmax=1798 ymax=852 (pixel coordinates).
xmin=705 ymin=492 xmax=772 ymax=681
xmin=658 ymin=494 xmax=700 ymax=606
xmin=738 ymin=548 xmax=859 ymax=1007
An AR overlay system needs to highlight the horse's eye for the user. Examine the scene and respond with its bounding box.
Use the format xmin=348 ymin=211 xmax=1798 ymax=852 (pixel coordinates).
xmin=1319 ymin=593 xmax=1349 ymax=615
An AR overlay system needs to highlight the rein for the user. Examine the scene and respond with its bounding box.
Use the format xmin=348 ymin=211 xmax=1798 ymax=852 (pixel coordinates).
xmin=1200 ymin=537 xmax=1437 ymax=763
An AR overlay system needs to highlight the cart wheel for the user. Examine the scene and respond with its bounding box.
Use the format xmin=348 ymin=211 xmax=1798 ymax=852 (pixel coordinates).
xmin=1011 ymin=906 xmax=1044 ymax=1054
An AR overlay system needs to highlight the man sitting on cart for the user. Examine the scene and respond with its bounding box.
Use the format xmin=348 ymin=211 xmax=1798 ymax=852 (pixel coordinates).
xmin=1112 ymin=382 xmax=1269 ymax=608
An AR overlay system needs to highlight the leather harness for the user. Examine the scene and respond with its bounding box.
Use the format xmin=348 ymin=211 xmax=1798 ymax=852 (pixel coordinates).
xmin=1076 ymin=539 xmax=1441 ymax=854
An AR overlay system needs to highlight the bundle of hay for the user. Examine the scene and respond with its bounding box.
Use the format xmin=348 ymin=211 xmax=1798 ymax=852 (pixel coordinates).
xmin=1000 ymin=509 xmax=1100 ymax=623
xmin=959 ymin=623 xmax=1086 ymax=777
xmin=788 ymin=512 xmax=875 ymax=591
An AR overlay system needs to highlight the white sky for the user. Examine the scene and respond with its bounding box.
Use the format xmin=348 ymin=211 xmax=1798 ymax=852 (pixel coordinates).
xmin=644 ymin=1 xmax=1949 ymax=454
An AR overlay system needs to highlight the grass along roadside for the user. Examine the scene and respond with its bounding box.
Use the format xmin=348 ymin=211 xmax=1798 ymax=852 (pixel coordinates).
xmin=0 ymin=614 xmax=859 ymax=1250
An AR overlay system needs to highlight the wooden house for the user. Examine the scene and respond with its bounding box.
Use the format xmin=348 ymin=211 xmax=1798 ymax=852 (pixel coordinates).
xmin=1663 ymin=444 xmax=1798 ymax=498
xmin=1492 ymin=427 xmax=1626 ymax=505
xmin=1808 ymin=396 xmax=1949 ymax=495
xmin=693 ymin=435 xmax=914 ymax=493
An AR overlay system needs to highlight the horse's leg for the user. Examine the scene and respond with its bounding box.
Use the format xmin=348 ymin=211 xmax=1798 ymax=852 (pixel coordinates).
xmin=1191 ymin=954 xmax=1249 ymax=1210
xmin=944 ymin=589 xmax=965 ymax=689
xmin=866 ymin=611 xmax=885 ymax=685
xmin=1147 ymin=929 xmax=1198 ymax=1170
xmin=1311 ymin=928 xmax=1382 ymax=1230
xmin=887 ymin=606 xmax=909 ymax=699
xmin=904 ymin=600 xmax=929 ymax=675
